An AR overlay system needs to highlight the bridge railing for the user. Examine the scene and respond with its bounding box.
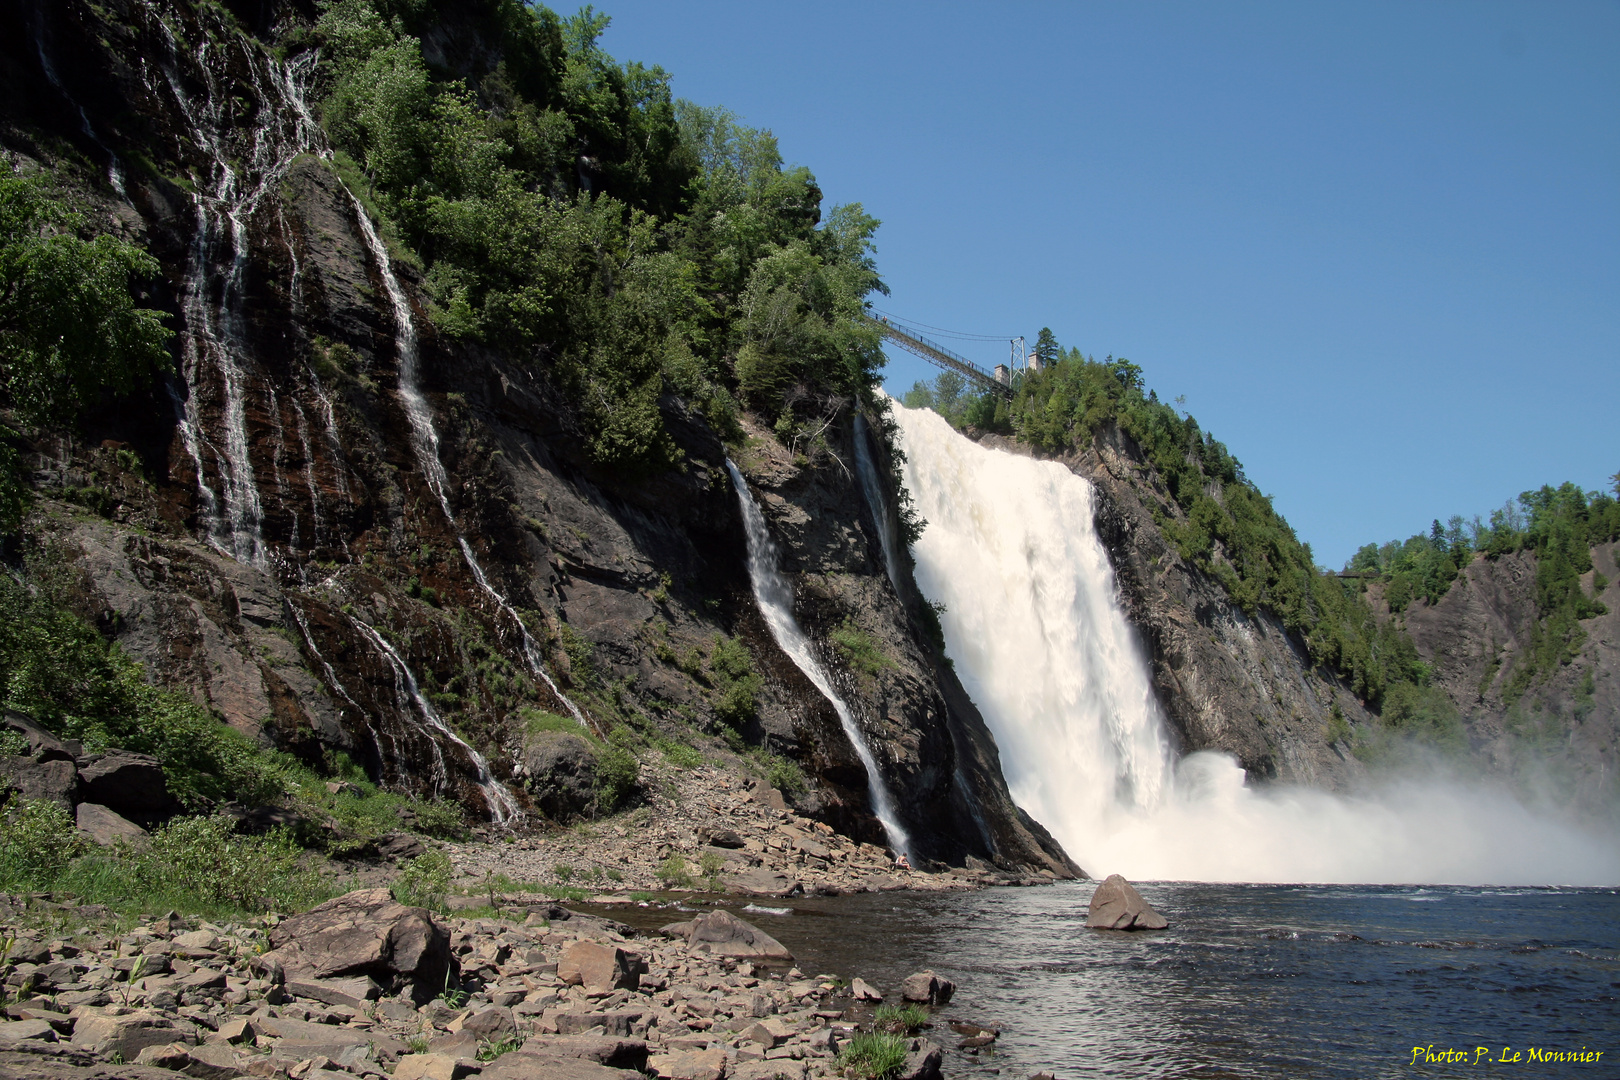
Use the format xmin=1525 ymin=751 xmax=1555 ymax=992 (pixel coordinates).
xmin=867 ymin=315 xmax=1013 ymax=398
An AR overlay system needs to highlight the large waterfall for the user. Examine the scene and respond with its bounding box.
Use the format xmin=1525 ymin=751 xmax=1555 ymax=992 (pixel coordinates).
xmin=891 ymin=400 xmax=1620 ymax=885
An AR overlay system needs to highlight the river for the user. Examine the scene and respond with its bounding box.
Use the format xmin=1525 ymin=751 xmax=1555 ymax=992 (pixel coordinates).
xmin=592 ymin=881 xmax=1620 ymax=1079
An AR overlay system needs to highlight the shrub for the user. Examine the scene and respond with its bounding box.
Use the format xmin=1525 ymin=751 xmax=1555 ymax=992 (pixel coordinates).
xmin=698 ymin=851 xmax=725 ymax=890
xmin=762 ymin=753 xmax=808 ymax=796
xmin=128 ymin=816 xmax=328 ymax=913
xmin=657 ymin=739 xmax=705 ymax=770
xmin=0 ymin=799 xmax=84 ymax=886
xmin=394 ymin=848 xmax=453 ymax=912
xmin=708 ymin=636 xmax=761 ymax=727
xmin=837 ymin=1032 xmax=908 ymax=1080
xmin=830 ymin=619 xmax=895 ymax=682
xmin=410 ymin=797 xmax=470 ymax=841
xmin=594 ymin=745 xmax=640 ymax=811
xmin=656 ymin=854 xmax=693 ymax=888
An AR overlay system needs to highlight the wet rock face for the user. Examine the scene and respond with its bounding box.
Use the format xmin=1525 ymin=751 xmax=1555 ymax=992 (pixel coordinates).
xmin=0 ymin=0 xmax=1075 ymax=870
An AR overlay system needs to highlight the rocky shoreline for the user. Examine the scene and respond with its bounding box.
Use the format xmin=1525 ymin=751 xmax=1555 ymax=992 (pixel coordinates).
xmin=0 ymin=887 xmax=973 ymax=1080
xmin=444 ymin=762 xmax=1060 ymax=900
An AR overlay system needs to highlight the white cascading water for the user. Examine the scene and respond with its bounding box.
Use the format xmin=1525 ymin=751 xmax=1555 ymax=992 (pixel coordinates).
xmin=726 ymin=460 xmax=911 ymax=858
xmin=142 ymin=14 xmax=324 ymax=565
xmin=345 ymin=194 xmax=589 ymax=735
xmin=346 ymin=617 xmax=518 ymax=823
xmin=851 ymin=414 xmax=902 ymax=590
xmin=892 ymin=398 xmax=1620 ymax=886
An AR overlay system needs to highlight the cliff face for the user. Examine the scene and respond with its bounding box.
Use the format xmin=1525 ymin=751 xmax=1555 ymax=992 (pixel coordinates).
xmin=1396 ymin=542 xmax=1619 ymax=808
xmin=0 ymin=0 xmax=1072 ymax=873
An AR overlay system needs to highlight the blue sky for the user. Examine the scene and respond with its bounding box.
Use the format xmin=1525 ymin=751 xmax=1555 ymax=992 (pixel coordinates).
xmin=601 ymin=1 xmax=1620 ymax=568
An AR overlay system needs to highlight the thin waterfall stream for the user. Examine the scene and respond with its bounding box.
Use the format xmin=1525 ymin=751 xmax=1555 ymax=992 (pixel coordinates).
xmin=726 ymin=460 xmax=911 ymax=858
xmin=345 ymin=191 xmax=589 ymax=735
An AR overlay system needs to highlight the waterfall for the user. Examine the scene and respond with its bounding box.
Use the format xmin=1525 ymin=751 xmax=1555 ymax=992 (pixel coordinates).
xmin=141 ymin=15 xmax=323 ymax=565
xmin=344 ymin=191 xmax=589 ymax=733
xmin=852 ymin=414 xmax=902 ymax=590
xmin=725 ymin=460 xmax=911 ymax=858
xmin=345 ymin=617 xmax=518 ymax=823
xmin=892 ymin=399 xmax=1620 ymax=885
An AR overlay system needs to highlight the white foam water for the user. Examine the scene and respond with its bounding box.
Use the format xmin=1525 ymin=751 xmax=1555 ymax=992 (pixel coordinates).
xmin=891 ymin=398 xmax=1620 ymax=886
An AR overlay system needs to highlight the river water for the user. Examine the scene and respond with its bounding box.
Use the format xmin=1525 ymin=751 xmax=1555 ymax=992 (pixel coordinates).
xmin=596 ymin=882 xmax=1620 ymax=1079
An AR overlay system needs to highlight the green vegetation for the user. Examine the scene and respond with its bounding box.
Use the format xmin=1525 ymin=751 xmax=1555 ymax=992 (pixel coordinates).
xmin=0 ymin=801 xmax=331 ymax=915
xmin=0 ymin=170 xmax=173 ymax=533
xmin=837 ymin=1032 xmax=908 ymax=1080
xmin=1348 ymin=480 xmax=1618 ymax=700
xmin=309 ymin=0 xmax=887 ymax=477
xmin=698 ymin=850 xmax=725 ymax=891
xmin=655 ymin=853 xmax=693 ymax=888
xmin=708 ymin=634 xmax=762 ymax=726
xmin=872 ymin=1003 xmax=929 ymax=1035
xmin=830 ymin=618 xmax=895 ymax=684
xmin=759 ymin=751 xmax=807 ymax=796
xmin=393 ymin=848 xmax=453 ymax=911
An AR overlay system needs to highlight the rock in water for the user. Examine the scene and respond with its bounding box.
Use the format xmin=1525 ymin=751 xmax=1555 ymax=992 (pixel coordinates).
xmin=679 ymin=910 xmax=793 ymax=962
xmin=1085 ymin=874 xmax=1168 ymax=930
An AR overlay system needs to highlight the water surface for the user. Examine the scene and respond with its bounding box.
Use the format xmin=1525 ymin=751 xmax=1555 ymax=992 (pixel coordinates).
xmin=597 ymin=881 xmax=1620 ymax=1078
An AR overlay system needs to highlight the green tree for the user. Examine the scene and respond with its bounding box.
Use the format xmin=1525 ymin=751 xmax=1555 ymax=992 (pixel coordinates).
xmin=0 ymin=170 xmax=172 ymax=531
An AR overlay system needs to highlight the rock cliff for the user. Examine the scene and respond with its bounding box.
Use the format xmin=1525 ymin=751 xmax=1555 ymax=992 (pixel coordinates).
xmin=0 ymin=0 xmax=1073 ymax=873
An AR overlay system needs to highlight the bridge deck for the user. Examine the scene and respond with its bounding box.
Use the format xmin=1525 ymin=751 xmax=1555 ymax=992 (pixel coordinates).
xmin=869 ymin=316 xmax=1013 ymax=398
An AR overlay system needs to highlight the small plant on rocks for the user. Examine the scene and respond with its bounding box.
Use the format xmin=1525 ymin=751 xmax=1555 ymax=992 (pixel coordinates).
xmin=873 ymin=1003 xmax=929 ymax=1034
xmin=393 ymin=849 xmax=452 ymax=912
xmin=838 ymin=1032 xmax=908 ymax=1079
xmin=477 ymin=1034 xmax=524 ymax=1061
xmin=656 ymin=854 xmax=694 ymax=888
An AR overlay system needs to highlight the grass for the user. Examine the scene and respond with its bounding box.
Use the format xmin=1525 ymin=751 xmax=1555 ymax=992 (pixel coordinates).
xmin=872 ymin=1003 xmax=930 ymax=1034
xmin=837 ymin=1032 xmax=908 ymax=1079
xmin=477 ymin=1035 xmax=524 ymax=1061
xmin=0 ymin=802 xmax=334 ymax=918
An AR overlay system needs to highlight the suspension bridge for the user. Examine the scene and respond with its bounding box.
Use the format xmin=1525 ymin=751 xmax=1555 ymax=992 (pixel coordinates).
xmin=868 ymin=314 xmax=1018 ymax=399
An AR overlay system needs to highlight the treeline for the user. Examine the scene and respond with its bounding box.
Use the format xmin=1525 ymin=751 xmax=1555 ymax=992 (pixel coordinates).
xmin=308 ymin=0 xmax=886 ymax=474
xmin=1348 ymin=480 xmax=1618 ymax=701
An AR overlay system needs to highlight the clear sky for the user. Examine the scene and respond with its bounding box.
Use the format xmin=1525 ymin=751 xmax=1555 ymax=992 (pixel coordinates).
xmin=600 ymin=1 xmax=1620 ymax=568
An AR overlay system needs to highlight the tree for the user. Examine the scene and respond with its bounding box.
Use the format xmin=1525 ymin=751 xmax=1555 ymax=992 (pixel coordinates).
xmin=1035 ymin=326 xmax=1060 ymax=366
xmin=0 ymin=170 xmax=172 ymax=533
xmin=0 ymin=171 xmax=172 ymax=429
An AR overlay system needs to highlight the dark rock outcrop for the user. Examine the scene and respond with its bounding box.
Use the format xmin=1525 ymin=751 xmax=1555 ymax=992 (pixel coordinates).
xmin=76 ymin=752 xmax=180 ymax=824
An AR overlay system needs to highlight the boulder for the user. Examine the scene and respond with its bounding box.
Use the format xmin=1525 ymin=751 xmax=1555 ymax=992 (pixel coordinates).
xmin=850 ymin=977 xmax=882 ymax=1002
xmin=900 ymin=970 xmax=955 ymax=1006
xmin=262 ymin=888 xmax=451 ymax=1002
xmin=0 ymin=756 xmax=78 ymax=811
xmin=395 ymin=1053 xmax=475 ymax=1080
xmin=515 ymin=1036 xmax=648 ymax=1070
xmin=723 ymin=870 xmax=803 ymax=898
xmin=77 ymin=750 xmax=181 ymax=822
xmin=1085 ymin=874 xmax=1168 ymax=930
xmin=134 ymin=1041 xmax=244 ymax=1080
xmin=559 ymin=941 xmax=644 ymax=991
xmin=697 ymin=825 xmax=745 ymax=848
xmin=521 ymin=731 xmax=598 ymax=822
xmin=377 ymin=832 xmax=428 ymax=861
xmin=75 ymin=801 xmax=149 ymax=846
xmin=480 ymin=1052 xmax=644 ymax=1080
xmin=897 ymin=1040 xmax=944 ymax=1080
xmin=1 ymin=711 xmax=74 ymax=763
xmin=682 ymin=910 xmax=793 ymax=962
xmin=0 ymin=1019 xmax=56 ymax=1043
xmin=646 ymin=1046 xmax=727 ymax=1080
xmin=284 ymin=973 xmax=382 ymax=1009
xmin=72 ymin=1009 xmax=195 ymax=1059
